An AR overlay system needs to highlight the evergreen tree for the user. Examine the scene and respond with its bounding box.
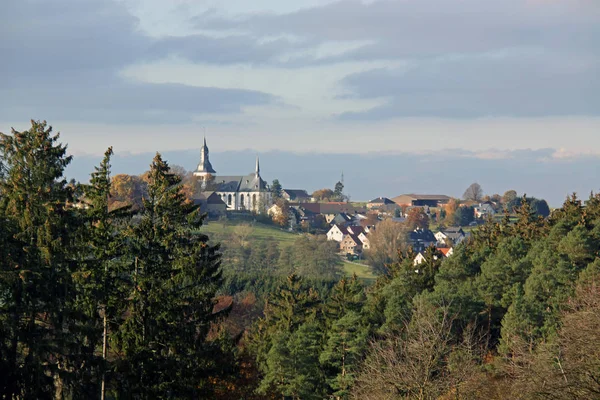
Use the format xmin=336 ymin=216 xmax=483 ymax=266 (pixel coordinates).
xmin=113 ymin=153 xmax=223 ymax=398
xmin=0 ymin=120 xmax=79 ymax=397
xmin=271 ymin=179 xmax=283 ymax=199
xmin=72 ymin=147 xmax=130 ymax=398
xmin=320 ymin=311 xmax=368 ymax=399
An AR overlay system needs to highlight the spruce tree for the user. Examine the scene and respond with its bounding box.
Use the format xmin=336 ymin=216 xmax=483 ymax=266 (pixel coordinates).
xmin=113 ymin=153 xmax=223 ymax=398
xmin=0 ymin=120 xmax=78 ymax=397
xmin=71 ymin=147 xmax=130 ymax=398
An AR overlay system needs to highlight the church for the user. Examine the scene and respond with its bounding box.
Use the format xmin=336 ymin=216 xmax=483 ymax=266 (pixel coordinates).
xmin=193 ymin=138 xmax=272 ymax=212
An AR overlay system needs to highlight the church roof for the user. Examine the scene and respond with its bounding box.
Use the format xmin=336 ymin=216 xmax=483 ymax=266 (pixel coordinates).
xmin=214 ymin=172 xmax=268 ymax=192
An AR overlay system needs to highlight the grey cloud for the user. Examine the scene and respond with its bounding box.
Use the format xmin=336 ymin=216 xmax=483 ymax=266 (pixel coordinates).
xmin=197 ymin=0 xmax=600 ymax=60
xmin=338 ymin=51 xmax=600 ymax=119
xmin=0 ymin=0 xmax=277 ymax=123
xmin=0 ymin=79 xmax=276 ymax=124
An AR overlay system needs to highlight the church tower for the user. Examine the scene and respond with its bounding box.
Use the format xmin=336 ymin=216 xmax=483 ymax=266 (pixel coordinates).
xmin=193 ymin=137 xmax=217 ymax=178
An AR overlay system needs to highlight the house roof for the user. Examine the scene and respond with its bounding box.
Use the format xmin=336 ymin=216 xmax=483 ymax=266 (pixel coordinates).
xmin=409 ymin=229 xmax=436 ymax=242
xmin=438 ymin=248 xmax=452 ymax=256
xmin=282 ymin=189 xmax=310 ymax=200
xmin=193 ymin=191 xmax=226 ymax=206
xmin=347 ymin=225 xmax=365 ymax=236
xmin=392 ymin=194 xmax=452 ymax=204
xmin=289 ymin=202 xmax=357 ymax=215
xmin=214 ymin=172 xmax=268 ymax=192
xmin=368 ymin=196 xmax=395 ymax=204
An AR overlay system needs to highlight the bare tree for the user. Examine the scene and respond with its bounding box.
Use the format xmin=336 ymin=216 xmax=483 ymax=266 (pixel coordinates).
xmin=463 ymin=183 xmax=484 ymax=202
xmin=352 ymin=299 xmax=481 ymax=400
xmin=232 ymin=223 xmax=254 ymax=247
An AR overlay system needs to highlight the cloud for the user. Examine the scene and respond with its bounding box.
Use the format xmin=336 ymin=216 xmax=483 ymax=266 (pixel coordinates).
xmin=337 ymin=50 xmax=600 ymax=119
xmin=0 ymin=0 xmax=276 ymax=124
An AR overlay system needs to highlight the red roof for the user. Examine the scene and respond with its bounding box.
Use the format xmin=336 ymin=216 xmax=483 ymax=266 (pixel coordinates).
xmin=437 ymin=248 xmax=452 ymax=256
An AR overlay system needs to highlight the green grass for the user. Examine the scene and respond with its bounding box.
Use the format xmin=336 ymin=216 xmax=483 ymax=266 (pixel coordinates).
xmin=200 ymin=221 xmax=298 ymax=245
xmin=342 ymin=261 xmax=377 ymax=283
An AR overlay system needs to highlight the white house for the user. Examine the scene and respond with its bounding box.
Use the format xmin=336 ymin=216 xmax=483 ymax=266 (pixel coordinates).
xmin=327 ymin=224 xmax=348 ymax=242
xmin=435 ymin=227 xmax=466 ymax=246
xmin=358 ymin=232 xmax=370 ymax=250
xmin=474 ymin=203 xmax=496 ymax=219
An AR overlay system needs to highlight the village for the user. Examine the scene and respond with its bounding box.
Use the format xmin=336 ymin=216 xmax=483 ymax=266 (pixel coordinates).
xmin=191 ymin=139 xmax=515 ymax=267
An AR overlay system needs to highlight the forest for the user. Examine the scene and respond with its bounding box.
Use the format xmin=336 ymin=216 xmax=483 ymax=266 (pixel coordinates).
xmin=1 ymin=121 xmax=599 ymax=399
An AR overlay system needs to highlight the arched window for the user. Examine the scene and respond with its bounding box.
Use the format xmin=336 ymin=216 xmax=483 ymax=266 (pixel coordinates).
xmin=227 ymin=194 xmax=232 ymax=206
xmin=240 ymin=194 xmax=245 ymax=209
xmin=252 ymin=194 xmax=257 ymax=210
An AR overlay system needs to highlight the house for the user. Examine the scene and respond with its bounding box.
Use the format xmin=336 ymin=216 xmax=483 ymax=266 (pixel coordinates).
xmin=267 ymin=203 xmax=300 ymax=229
xmin=408 ymin=228 xmax=437 ymax=252
xmin=329 ymin=213 xmax=353 ymax=226
xmin=435 ymin=227 xmax=467 ymax=246
xmin=327 ymin=224 xmax=349 ymax=242
xmin=340 ymin=234 xmax=363 ymax=255
xmin=358 ymin=231 xmax=370 ymax=250
xmin=367 ymin=196 xmax=397 ymax=210
xmin=291 ymin=204 xmax=320 ymax=226
xmin=282 ymin=189 xmax=311 ymax=202
xmin=438 ymin=247 xmax=454 ymax=257
xmin=347 ymin=225 xmax=365 ymax=236
xmin=193 ymin=191 xmax=227 ymax=217
xmin=474 ymin=203 xmax=496 ymax=219
xmin=392 ymin=194 xmax=451 ymax=208
xmin=414 ymin=247 xmax=453 ymax=266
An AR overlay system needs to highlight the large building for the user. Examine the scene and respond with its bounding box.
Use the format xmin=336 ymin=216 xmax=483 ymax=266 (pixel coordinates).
xmin=193 ymin=139 xmax=271 ymax=212
xmin=392 ymin=194 xmax=451 ymax=207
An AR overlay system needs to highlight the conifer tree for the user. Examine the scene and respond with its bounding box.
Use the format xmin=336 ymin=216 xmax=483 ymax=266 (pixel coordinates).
xmin=113 ymin=153 xmax=223 ymax=398
xmin=0 ymin=120 xmax=79 ymax=397
xmin=71 ymin=147 xmax=130 ymax=398
xmin=320 ymin=311 xmax=368 ymax=399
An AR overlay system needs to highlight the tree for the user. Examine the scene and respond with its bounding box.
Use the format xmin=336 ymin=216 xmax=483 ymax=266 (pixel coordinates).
xmin=320 ymin=311 xmax=368 ymax=398
xmin=463 ymin=182 xmax=484 ymax=202
xmin=271 ymin=198 xmax=290 ymax=227
xmin=271 ymin=179 xmax=282 ymax=199
xmin=444 ymin=198 xmax=460 ymax=224
xmin=502 ymin=190 xmax=518 ymax=205
xmin=405 ymin=207 xmax=430 ymax=230
xmin=334 ymin=181 xmax=345 ymax=201
xmin=312 ymin=188 xmax=335 ymax=202
xmin=113 ymin=153 xmax=224 ymax=398
xmin=0 ymin=120 xmax=79 ymax=397
xmin=77 ymin=147 xmax=130 ymax=399
xmin=364 ymin=219 xmax=409 ymax=274
xmin=453 ymin=206 xmax=475 ymax=226
xmin=352 ymin=300 xmax=478 ymax=400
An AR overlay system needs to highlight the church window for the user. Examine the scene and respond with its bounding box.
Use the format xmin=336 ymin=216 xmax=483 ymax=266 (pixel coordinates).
xmin=252 ymin=194 xmax=256 ymax=209
xmin=227 ymin=194 xmax=232 ymax=205
xmin=240 ymin=194 xmax=245 ymax=208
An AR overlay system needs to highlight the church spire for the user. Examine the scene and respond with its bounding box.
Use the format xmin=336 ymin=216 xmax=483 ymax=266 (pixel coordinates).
xmin=193 ymin=136 xmax=216 ymax=177
xmin=255 ymin=155 xmax=260 ymax=175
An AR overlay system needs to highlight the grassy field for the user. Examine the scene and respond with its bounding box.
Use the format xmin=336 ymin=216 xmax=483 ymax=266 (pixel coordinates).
xmin=201 ymin=220 xmax=378 ymax=283
xmin=342 ymin=261 xmax=377 ymax=283
xmin=200 ymin=220 xmax=299 ymax=245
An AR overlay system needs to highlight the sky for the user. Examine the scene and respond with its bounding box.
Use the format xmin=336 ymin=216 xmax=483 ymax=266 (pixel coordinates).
xmin=1 ymin=0 xmax=599 ymax=202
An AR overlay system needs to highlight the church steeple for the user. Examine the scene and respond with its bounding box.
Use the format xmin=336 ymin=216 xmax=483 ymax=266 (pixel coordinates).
xmin=193 ymin=137 xmax=216 ymax=177
xmin=255 ymin=155 xmax=260 ymax=175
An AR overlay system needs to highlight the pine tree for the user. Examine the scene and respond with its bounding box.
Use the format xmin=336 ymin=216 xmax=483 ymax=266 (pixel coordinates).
xmin=113 ymin=153 xmax=223 ymax=398
xmin=71 ymin=147 xmax=130 ymax=398
xmin=320 ymin=311 xmax=368 ymax=399
xmin=0 ymin=120 xmax=79 ymax=397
